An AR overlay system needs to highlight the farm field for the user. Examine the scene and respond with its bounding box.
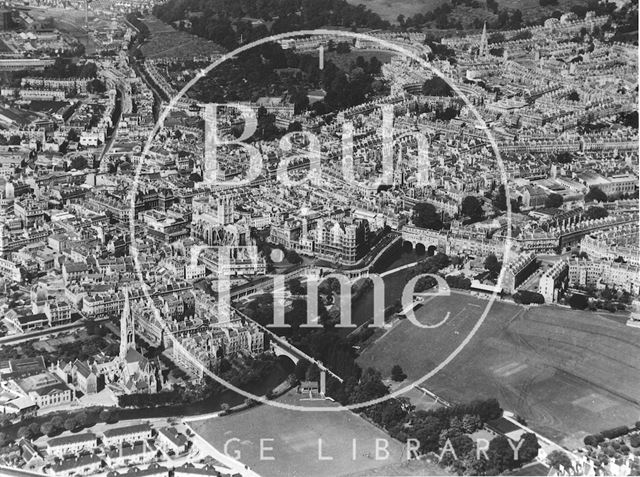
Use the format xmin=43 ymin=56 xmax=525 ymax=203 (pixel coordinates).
xmin=189 ymin=391 xmax=422 ymax=477
xmin=358 ymin=293 xmax=640 ymax=449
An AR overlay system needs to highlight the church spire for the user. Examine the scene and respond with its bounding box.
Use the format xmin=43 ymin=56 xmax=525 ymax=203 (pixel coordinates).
xmin=479 ymin=22 xmax=488 ymax=57
xmin=119 ymin=289 xmax=135 ymax=360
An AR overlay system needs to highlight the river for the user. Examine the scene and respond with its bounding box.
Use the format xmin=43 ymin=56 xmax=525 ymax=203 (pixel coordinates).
xmin=351 ymin=248 xmax=423 ymax=326
xmin=117 ymin=247 xmax=421 ymax=419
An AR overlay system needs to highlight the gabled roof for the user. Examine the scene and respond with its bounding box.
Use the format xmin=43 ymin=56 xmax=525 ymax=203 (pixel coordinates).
xmin=51 ymin=454 xmax=102 ymax=472
xmin=102 ymin=423 xmax=151 ymax=438
xmin=73 ymin=359 xmax=94 ymax=379
xmin=47 ymin=432 xmax=97 ymax=448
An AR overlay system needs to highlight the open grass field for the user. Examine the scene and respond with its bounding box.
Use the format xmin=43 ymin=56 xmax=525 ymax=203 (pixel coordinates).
xmin=358 ymin=293 xmax=640 ymax=449
xmin=189 ymin=391 xmax=424 ymax=477
xmin=141 ymin=16 xmax=225 ymax=59
xmin=347 ymin=0 xmax=447 ymax=23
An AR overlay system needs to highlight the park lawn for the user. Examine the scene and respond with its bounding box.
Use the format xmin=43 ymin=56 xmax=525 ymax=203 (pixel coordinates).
xmin=189 ymin=391 xmax=416 ymax=477
xmin=359 ymin=293 xmax=640 ymax=449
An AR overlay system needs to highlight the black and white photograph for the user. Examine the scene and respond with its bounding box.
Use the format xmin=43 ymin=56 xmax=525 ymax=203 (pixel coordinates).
xmin=0 ymin=0 xmax=637 ymax=476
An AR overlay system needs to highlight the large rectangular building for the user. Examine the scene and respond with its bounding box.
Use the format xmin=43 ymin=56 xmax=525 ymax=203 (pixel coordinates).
xmin=102 ymin=423 xmax=153 ymax=447
xmin=46 ymin=433 xmax=97 ymax=457
xmin=502 ymin=252 xmax=538 ymax=294
xmin=538 ymin=260 xmax=568 ymax=303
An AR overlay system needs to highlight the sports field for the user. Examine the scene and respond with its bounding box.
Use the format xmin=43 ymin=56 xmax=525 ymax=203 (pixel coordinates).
xmin=189 ymin=391 xmax=424 ymax=477
xmin=358 ymin=293 xmax=640 ymax=449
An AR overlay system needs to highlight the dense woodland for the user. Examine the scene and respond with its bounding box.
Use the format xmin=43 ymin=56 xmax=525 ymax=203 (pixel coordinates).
xmin=187 ymin=43 xmax=385 ymax=116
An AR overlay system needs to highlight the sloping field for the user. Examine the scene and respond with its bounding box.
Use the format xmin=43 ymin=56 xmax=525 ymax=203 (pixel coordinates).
xmin=359 ymin=293 xmax=640 ymax=449
xmin=141 ymin=16 xmax=225 ymax=59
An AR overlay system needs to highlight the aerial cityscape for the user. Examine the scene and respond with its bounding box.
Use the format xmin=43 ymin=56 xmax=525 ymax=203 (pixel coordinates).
xmin=0 ymin=0 xmax=637 ymax=476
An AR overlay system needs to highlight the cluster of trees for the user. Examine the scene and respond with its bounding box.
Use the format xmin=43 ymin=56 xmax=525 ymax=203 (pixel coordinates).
xmin=553 ymin=152 xmax=573 ymax=164
xmin=461 ymin=195 xmax=484 ymax=221
xmin=66 ymin=155 xmax=89 ymax=171
xmin=546 ymin=450 xmax=573 ymax=471
xmin=55 ymin=335 xmax=111 ymax=363
xmin=422 ymin=76 xmax=453 ymax=97
xmin=15 ymin=409 xmax=118 ymax=443
xmin=398 ymin=2 xmax=462 ymax=30
xmin=0 ymin=333 xmax=116 ymax=367
xmin=190 ymin=43 xmax=384 ymax=118
xmin=406 ymin=253 xmax=451 ymax=283
xmin=484 ymin=253 xmax=502 ymax=279
xmin=0 ymin=135 xmax=22 ymax=146
xmin=425 ymin=41 xmax=456 ymax=62
xmin=154 ymin=0 xmax=389 ymax=51
xmin=400 ymin=0 xmax=525 ymax=30
xmin=567 ymin=292 xmax=589 ymax=310
xmin=42 ymin=58 xmax=98 ymax=79
xmin=412 ymin=202 xmax=444 ymax=230
xmin=391 ymin=364 xmax=407 ymax=382
xmin=585 ymin=187 xmax=608 ymax=203
xmin=231 ymin=354 xmax=280 ymax=388
xmin=119 ymin=390 xmax=185 ymax=408
xmin=584 ymin=206 xmax=608 ymax=220
xmin=342 ymin=383 xmax=538 ymax=475
xmin=545 ymin=193 xmax=563 ymax=209
xmin=285 ymin=249 xmax=302 ymax=264
xmin=445 ymin=274 xmax=471 ymax=289
xmin=567 ymin=90 xmax=580 ymax=102
xmin=565 ymin=285 xmax=631 ymax=313
xmin=513 ymin=290 xmax=544 ymax=305
xmin=87 ymin=78 xmax=107 ymax=94
xmin=584 ymin=425 xmax=633 ymax=446
xmin=619 ymin=111 xmax=638 ymax=129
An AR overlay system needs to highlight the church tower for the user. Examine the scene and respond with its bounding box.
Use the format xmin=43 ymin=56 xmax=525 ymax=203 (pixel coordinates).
xmin=216 ymin=196 xmax=234 ymax=225
xmin=479 ymin=22 xmax=488 ymax=58
xmin=119 ymin=290 xmax=136 ymax=360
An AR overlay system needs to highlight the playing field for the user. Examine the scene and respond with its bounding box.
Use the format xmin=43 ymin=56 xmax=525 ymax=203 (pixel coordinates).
xmin=359 ymin=293 xmax=640 ymax=449
xmin=189 ymin=391 xmax=423 ymax=477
